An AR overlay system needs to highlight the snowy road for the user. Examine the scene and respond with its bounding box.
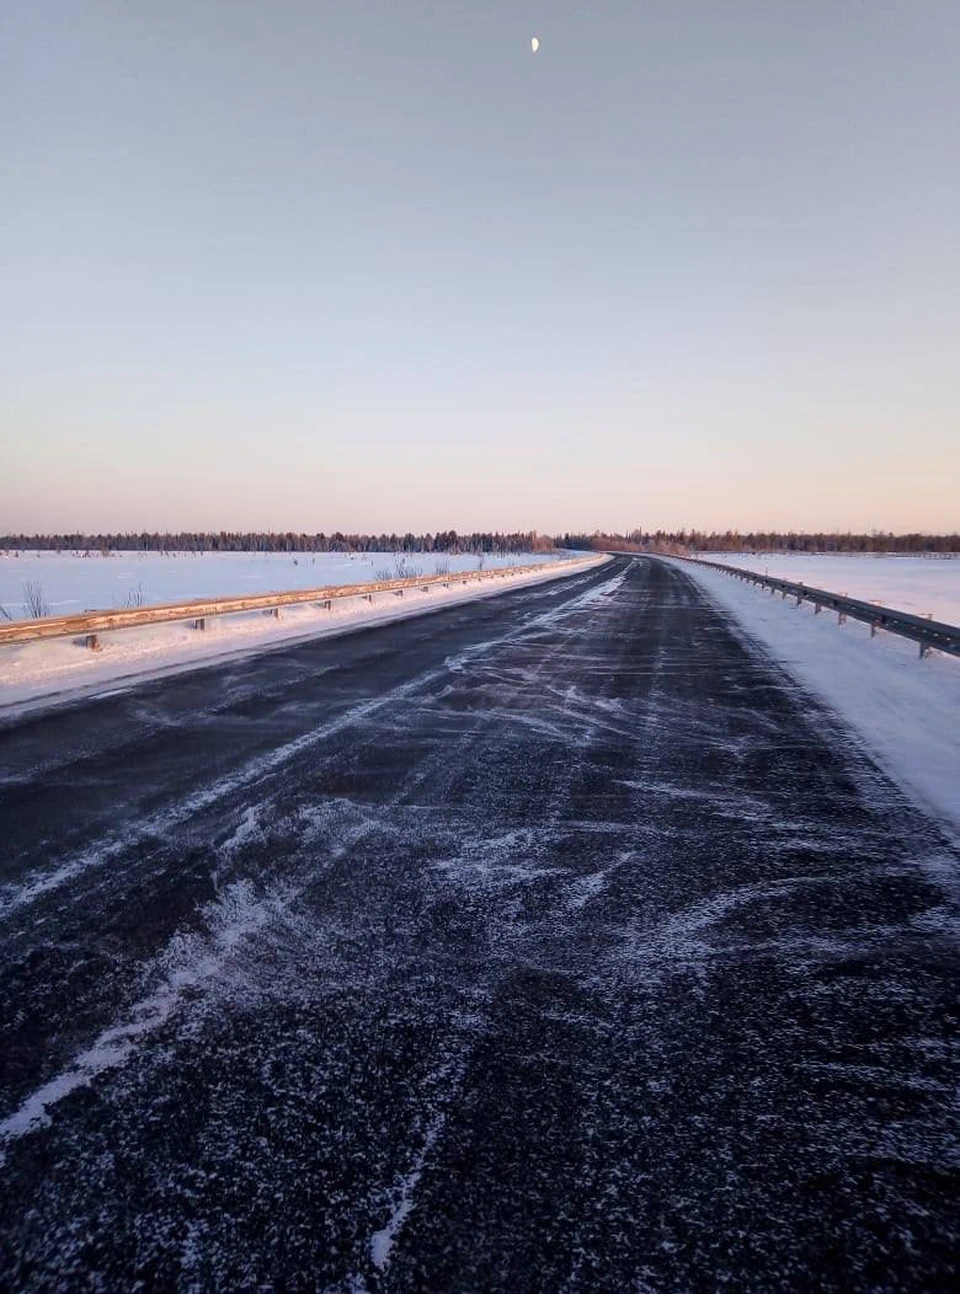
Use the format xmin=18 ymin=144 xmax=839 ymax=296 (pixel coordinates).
xmin=0 ymin=557 xmax=956 ymax=1289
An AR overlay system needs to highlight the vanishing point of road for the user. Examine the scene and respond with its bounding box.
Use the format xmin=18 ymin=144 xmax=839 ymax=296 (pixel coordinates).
xmin=0 ymin=557 xmax=956 ymax=1289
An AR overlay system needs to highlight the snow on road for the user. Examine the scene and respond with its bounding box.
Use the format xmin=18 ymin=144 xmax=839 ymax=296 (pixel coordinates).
xmin=680 ymin=559 xmax=960 ymax=840
xmin=0 ymin=553 xmax=603 ymax=711
xmin=697 ymin=551 xmax=960 ymax=626
xmin=1 ymin=556 xmax=956 ymax=1287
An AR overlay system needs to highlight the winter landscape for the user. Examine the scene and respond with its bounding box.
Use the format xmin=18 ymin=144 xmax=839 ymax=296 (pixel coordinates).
xmin=0 ymin=548 xmax=580 ymax=708
xmin=0 ymin=547 xmax=570 ymax=621
xmin=699 ymin=551 xmax=960 ymax=625
xmin=3 ymin=3 xmax=959 ymax=1290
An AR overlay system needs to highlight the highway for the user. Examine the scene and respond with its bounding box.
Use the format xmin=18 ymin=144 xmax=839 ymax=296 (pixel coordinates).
xmin=0 ymin=556 xmax=956 ymax=1289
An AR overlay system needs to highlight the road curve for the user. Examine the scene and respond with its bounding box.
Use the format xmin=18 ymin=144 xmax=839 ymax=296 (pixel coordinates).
xmin=0 ymin=557 xmax=956 ymax=1290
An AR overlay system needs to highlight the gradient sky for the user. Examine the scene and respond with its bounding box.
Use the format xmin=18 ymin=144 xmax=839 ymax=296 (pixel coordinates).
xmin=3 ymin=1 xmax=959 ymax=535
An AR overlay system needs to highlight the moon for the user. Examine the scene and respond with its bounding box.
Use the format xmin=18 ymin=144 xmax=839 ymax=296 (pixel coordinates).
xmin=531 ymin=36 xmax=539 ymax=53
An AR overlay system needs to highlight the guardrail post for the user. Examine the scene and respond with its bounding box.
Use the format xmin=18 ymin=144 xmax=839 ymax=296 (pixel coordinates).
xmin=870 ymin=621 xmax=878 ymax=637
xmin=814 ymin=603 xmax=822 ymax=615
xmin=838 ymin=609 xmax=846 ymax=625
xmin=85 ymin=633 xmax=100 ymax=651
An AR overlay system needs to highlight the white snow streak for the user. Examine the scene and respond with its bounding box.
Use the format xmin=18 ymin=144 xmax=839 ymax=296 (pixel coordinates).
xmin=367 ymin=1056 xmax=465 ymax=1273
xmin=0 ymin=881 xmax=282 ymax=1161
xmin=0 ymin=651 xmax=496 ymax=920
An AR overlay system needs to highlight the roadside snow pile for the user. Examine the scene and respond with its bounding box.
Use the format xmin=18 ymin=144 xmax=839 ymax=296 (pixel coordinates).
xmin=681 ymin=561 xmax=960 ymax=840
xmin=0 ymin=555 xmax=605 ymax=712
xmin=697 ymin=552 xmax=960 ymax=626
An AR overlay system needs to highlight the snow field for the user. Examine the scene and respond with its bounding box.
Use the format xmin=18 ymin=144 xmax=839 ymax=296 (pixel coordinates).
xmin=698 ymin=552 xmax=960 ymax=627
xmin=0 ymin=548 xmax=567 ymax=621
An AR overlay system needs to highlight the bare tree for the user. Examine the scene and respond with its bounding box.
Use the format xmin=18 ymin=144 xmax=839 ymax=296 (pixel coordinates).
xmin=22 ymin=580 xmax=49 ymax=618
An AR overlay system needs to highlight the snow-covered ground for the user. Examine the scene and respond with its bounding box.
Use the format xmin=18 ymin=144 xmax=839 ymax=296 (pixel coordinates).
xmin=0 ymin=554 xmax=605 ymax=712
xmin=697 ymin=552 xmax=960 ymax=626
xmin=681 ymin=560 xmax=960 ymax=841
xmin=0 ymin=549 xmax=565 ymax=621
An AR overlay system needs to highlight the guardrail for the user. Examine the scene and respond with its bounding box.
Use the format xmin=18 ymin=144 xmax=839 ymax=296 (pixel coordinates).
xmin=0 ymin=556 xmax=594 ymax=650
xmin=681 ymin=556 xmax=960 ymax=659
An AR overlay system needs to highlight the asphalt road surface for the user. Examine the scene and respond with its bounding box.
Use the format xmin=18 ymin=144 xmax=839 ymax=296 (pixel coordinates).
xmin=0 ymin=557 xmax=957 ymax=1290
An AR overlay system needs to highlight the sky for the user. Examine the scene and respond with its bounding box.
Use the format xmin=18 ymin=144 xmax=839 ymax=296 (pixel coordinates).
xmin=2 ymin=1 xmax=959 ymax=536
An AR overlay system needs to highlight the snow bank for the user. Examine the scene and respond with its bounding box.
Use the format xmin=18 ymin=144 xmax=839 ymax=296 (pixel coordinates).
xmin=0 ymin=557 xmax=606 ymax=713
xmin=697 ymin=552 xmax=960 ymax=626
xmin=679 ymin=560 xmax=960 ymax=840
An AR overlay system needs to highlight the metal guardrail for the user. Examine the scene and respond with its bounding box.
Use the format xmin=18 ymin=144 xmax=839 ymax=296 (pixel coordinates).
xmin=0 ymin=556 xmax=593 ymax=649
xmin=683 ymin=556 xmax=960 ymax=658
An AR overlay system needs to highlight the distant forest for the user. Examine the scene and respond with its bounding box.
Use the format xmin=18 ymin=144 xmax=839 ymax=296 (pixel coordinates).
xmin=556 ymin=531 xmax=960 ymax=555
xmin=1 ymin=529 xmax=957 ymax=555
xmin=0 ymin=530 xmax=557 ymax=555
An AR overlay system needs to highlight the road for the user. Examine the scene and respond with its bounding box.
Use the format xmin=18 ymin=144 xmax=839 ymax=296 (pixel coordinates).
xmin=0 ymin=557 xmax=956 ymax=1290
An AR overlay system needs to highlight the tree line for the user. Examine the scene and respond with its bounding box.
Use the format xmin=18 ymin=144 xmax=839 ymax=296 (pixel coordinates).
xmin=2 ymin=529 xmax=956 ymax=555
xmin=0 ymin=530 xmax=558 ymax=555
xmin=556 ymin=530 xmax=960 ymax=554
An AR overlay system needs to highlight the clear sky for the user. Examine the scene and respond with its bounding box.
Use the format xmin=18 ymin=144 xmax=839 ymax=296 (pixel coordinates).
xmin=3 ymin=1 xmax=958 ymax=535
